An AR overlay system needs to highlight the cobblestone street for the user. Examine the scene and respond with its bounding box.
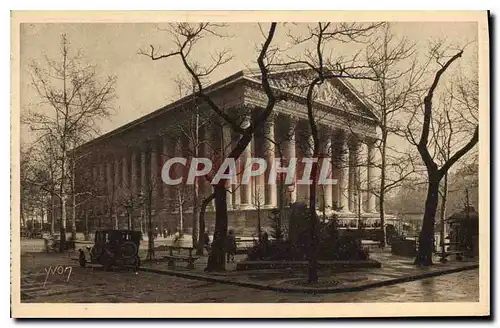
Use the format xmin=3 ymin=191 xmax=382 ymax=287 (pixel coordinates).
xmin=20 ymin=250 xmax=479 ymax=303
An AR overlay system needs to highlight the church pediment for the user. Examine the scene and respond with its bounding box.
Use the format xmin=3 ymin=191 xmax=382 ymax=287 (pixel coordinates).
xmin=244 ymin=67 xmax=378 ymax=121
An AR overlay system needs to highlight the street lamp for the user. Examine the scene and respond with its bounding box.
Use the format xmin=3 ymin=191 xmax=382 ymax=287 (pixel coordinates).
xmin=286 ymin=184 xmax=296 ymax=207
xmin=124 ymin=199 xmax=133 ymax=230
xmin=137 ymin=192 xmax=145 ymax=233
xmin=354 ymin=190 xmax=362 ymax=230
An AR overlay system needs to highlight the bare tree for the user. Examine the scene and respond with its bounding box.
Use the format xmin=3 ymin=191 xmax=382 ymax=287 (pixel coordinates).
xmin=67 ymin=152 xmax=100 ymax=239
xmin=404 ymin=43 xmax=478 ymax=266
xmin=20 ymin=144 xmax=44 ymax=232
xmin=144 ymin=156 xmax=156 ymax=260
xmin=358 ymin=23 xmax=428 ymax=246
xmin=116 ymin=179 xmax=144 ymax=231
xmin=423 ymin=69 xmax=478 ymax=261
xmin=23 ymin=34 xmax=116 ymax=250
xmin=278 ymin=22 xmax=383 ymax=283
xmin=140 ymin=23 xmax=282 ymax=272
xmin=166 ymin=76 xmax=215 ymax=249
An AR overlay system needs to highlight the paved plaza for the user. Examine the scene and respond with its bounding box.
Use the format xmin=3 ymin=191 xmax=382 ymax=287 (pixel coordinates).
xmin=19 ymin=239 xmax=479 ymax=303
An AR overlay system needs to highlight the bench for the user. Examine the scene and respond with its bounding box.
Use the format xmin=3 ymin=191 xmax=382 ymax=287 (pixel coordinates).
xmin=164 ymin=246 xmax=199 ymax=269
xmin=44 ymin=238 xmax=75 ymax=252
xmin=437 ymin=242 xmax=465 ymax=262
xmin=234 ymin=237 xmax=252 ymax=255
xmin=438 ymin=251 xmax=464 ymax=262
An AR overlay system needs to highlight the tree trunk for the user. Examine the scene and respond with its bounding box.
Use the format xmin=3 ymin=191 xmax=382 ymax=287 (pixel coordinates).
xmin=379 ymin=140 xmax=387 ymax=247
xmin=439 ymin=173 xmax=448 ymax=261
xmin=205 ymin=184 xmax=227 ymax=272
xmin=379 ymin=191 xmax=386 ymax=245
xmin=146 ymin=188 xmax=155 ymax=260
xmin=147 ymin=209 xmax=154 ymax=260
xmin=140 ymin=212 xmax=144 ymax=234
xmin=257 ymin=202 xmax=262 ymax=242
xmin=127 ymin=212 xmax=132 ymax=230
xmin=192 ymin=109 xmax=200 ymax=249
xmin=308 ymin=161 xmax=319 ymax=283
xmin=192 ymin=182 xmax=199 ymax=248
xmin=20 ymin=203 xmax=26 ymax=230
xmin=59 ymin=196 xmax=67 ymax=252
xmin=197 ymin=193 xmax=215 ymax=255
xmin=50 ymin=194 xmax=55 ymax=235
xmin=414 ymin=178 xmax=440 ymax=266
xmin=71 ymin=193 xmax=77 ymax=241
xmin=84 ymin=211 xmax=90 ymax=241
xmin=178 ymin=189 xmax=184 ymax=236
xmin=71 ymin=166 xmax=77 ymax=240
xmin=40 ymin=205 xmax=45 ymax=230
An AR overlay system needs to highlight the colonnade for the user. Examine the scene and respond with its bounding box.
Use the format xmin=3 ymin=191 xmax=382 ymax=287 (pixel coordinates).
xmin=90 ymin=113 xmax=378 ymax=215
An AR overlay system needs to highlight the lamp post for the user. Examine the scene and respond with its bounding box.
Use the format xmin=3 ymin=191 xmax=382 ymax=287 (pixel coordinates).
xmin=354 ymin=190 xmax=362 ymax=230
xmin=358 ymin=191 xmax=361 ymax=229
xmin=287 ymin=184 xmax=296 ymax=207
xmin=84 ymin=210 xmax=90 ymax=241
xmin=124 ymin=200 xmax=133 ymax=230
xmin=137 ymin=192 xmax=145 ymax=234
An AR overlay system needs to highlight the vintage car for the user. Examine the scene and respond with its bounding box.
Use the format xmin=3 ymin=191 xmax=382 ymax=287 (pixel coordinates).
xmin=78 ymin=230 xmax=141 ymax=270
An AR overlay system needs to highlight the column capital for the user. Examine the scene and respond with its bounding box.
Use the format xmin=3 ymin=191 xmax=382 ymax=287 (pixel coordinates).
xmin=319 ymin=125 xmax=333 ymax=141
xmin=365 ymin=136 xmax=378 ymax=147
xmin=288 ymin=114 xmax=300 ymax=126
xmin=265 ymin=111 xmax=278 ymax=121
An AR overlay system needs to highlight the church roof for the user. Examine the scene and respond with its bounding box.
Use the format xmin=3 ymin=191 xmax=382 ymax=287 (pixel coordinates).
xmin=75 ymin=66 xmax=377 ymax=153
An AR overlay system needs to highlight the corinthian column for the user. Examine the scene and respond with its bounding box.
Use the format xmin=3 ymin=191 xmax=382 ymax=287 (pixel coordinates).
xmin=170 ymin=138 xmax=181 ymax=205
xmin=284 ymin=117 xmax=297 ymax=204
xmin=99 ymin=162 xmax=105 ymax=214
xmin=105 ymin=160 xmax=113 ymax=193
xmin=367 ymin=139 xmax=377 ymax=213
xmin=222 ymin=125 xmax=233 ymax=209
xmin=348 ymin=140 xmax=359 ymax=213
xmin=358 ymin=141 xmax=368 ymax=213
xmin=130 ymin=150 xmax=138 ymax=194
xmin=338 ymin=134 xmax=350 ymax=212
xmin=150 ymin=141 xmax=159 ymax=209
xmin=239 ymin=116 xmax=252 ymax=209
xmin=140 ymin=148 xmax=147 ymax=194
xmin=198 ymin=128 xmax=212 ymax=207
xmin=264 ymin=114 xmax=277 ymax=208
xmin=114 ymin=157 xmax=120 ymax=192
xmin=320 ymin=131 xmax=333 ymax=210
xmin=122 ymin=152 xmax=129 ymax=190
xmin=231 ymin=129 xmax=241 ymax=208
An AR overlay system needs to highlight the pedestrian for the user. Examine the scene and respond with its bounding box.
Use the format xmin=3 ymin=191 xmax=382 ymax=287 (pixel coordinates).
xmin=225 ymin=229 xmax=237 ymax=263
xmin=203 ymin=230 xmax=211 ymax=254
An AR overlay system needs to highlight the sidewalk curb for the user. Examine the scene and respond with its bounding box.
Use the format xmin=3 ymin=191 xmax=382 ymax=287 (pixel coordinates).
xmin=139 ymin=263 xmax=479 ymax=294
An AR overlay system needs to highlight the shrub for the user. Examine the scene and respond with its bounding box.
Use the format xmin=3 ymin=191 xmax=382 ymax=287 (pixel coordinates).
xmin=245 ymin=205 xmax=369 ymax=261
xmin=247 ymin=239 xmax=305 ymax=261
xmin=269 ymin=209 xmax=285 ymax=241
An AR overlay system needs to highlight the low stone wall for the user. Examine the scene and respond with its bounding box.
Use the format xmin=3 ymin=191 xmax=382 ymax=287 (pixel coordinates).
xmin=236 ymin=259 xmax=382 ymax=271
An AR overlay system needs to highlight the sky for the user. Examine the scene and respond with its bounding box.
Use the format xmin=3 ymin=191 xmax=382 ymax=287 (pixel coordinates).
xmin=19 ymin=22 xmax=478 ymax=144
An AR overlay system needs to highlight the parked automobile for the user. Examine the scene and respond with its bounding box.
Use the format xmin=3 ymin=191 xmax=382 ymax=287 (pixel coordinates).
xmin=78 ymin=229 xmax=141 ymax=271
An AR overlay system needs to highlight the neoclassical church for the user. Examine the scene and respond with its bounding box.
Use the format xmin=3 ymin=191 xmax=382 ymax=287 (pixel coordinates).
xmin=74 ymin=67 xmax=384 ymax=236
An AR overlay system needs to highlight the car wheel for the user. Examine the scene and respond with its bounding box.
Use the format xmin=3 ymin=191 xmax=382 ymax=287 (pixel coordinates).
xmin=121 ymin=242 xmax=138 ymax=260
xmin=132 ymin=255 xmax=141 ymax=271
xmin=100 ymin=253 xmax=113 ymax=271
